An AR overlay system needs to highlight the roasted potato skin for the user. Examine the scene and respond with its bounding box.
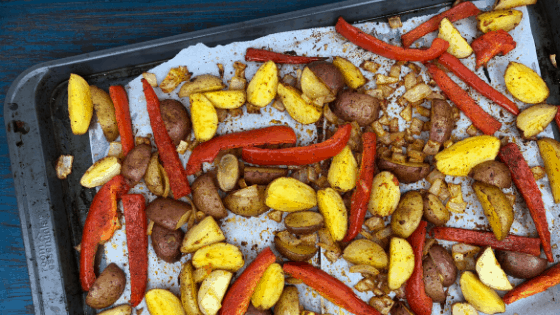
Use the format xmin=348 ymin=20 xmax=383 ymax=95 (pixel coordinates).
xmin=422 ymin=192 xmax=450 ymax=226
xmin=86 ymin=263 xmax=126 ymax=309
xmin=391 ymin=191 xmax=423 ymax=238
xmin=90 ymin=85 xmax=119 ymax=142
xmin=151 ymin=224 xmax=184 ymax=263
xmin=284 ymin=211 xmax=324 ymax=235
xmin=160 ymin=99 xmax=192 ymax=146
xmin=146 ymin=197 xmax=192 ymax=230
xmin=495 ymin=250 xmax=548 ymax=279
xmin=307 ymin=61 xmax=345 ymax=95
xmin=121 ymin=144 xmax=152 ymax=186
xmin=377 ymin=157 xmax=430 ymax=184
xmin=538 ymin=137 xmax=560 ymax=203
xmin=473 ymin=181 xmax=514 ymax=241
xmin=223 ymin=185 xmax=268 ymax=217
xmin=274 ymin=233 xmax=318 ymax=262
xmin=244 ymin=166 xmax=288 ymax=185
xmin=428 ymin=244 xmax=457 ymax=287
xmin=423 ymin=256 xmax=446 ymax=303
xmin=192 ymin=172 xmax=228 ymax=219
xmin=430 ymin=99 xmax=454 ymax=144
xmin=469 ymin=160 xmax=511 ymax=188
xmin=331 ymin=91 xmax=380 ymax=126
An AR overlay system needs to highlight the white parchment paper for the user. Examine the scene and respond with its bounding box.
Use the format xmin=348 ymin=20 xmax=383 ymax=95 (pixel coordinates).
xmin=88 ymin=1 xmax=560 ymax=314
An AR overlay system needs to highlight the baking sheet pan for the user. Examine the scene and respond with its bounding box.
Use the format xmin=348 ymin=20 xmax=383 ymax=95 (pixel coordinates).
xmin=5 ymin=0 xmax=560 ymax=314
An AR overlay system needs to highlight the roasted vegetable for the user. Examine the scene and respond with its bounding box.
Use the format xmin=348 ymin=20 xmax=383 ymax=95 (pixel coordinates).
xmin=460 ymin=271 xmax=505 ymax=314
xmin=537 ymin=137 xmax=560 ymax=203
xmin=145 ymin=289 xmax=185 ymax=315
xmin=190 ymin=93 xmax=218 ymax=142
xmin=216 ymin=154 xmax=239 ymax=192
xmin=331 ymin=91 xmax=380 ymax=126
xmin=429 ymin=99 xmax=454 ymax=144
xmin=224 ymin=185 xmax=268 ymax=217
xmin=388 ymin=237 xmax=415 ymax=290
xmin=377 ymin=157 xmax=430 ymax=183
xmin=317 ymin=188 xmax=347 ymax=241
xmin=151 ymin=224 xmax=184 ymax=263
xmin=178 ymin=74 xmax=225 ymax=97
xmin=192 ymin=172 xmax=228 ymax=219
xmin=265 ymin=177 xmax=317 ymax=212
xmin=276 ymin=83 xmax=322 ymax=124
xmin=284 ymin=211 xmax=324 ymax=235
xmin=435 ymin=135 xmax=500 ymax=176
xmin=121 ymin=144 xmax=152 ymax=187
xmin=477 ymin=9 xmax=523 ymax=33
xmin=343 ymin=239 xmax=388 ymax=269
xmin=68 ymin=73 xmax=93 ymax=135
xmin=327 ymin=145 xmax=358 ymax=192
xmin=86 ymin=263 xmax=126 ymax=309
xmin=391 ymin=191 xmax=423 ymax=238
xmin=181 ymin=216 xmax=225 ymax=253
xmin=251 ymin=263 xmax=284 ymax=310
xmin=476 ymin=247 xmax=513 ymax=290
xmin=473 ymin=181 xmax=514 ymax=241
xmin=198 ymin=270 xmax=233 ymax=315
xmin=368 ymin=171 xmax=400 ymax=217
xmin=179 ymin=261 xmax=202 ymax=315
xmin=192 ymin=242 xmax=244 ymax=272
xmin=438 ymin=18 xmax=473 ymax=58
xmin=146 ymin=197 xmax=191 ymax=230
xmin=243 ymin=167 xmax=288 ymax=185
xmin=422 ymin=192 xmax=450 ymax=226
xmin=80 ymin=156 xmax=121 ymax=188
xmin=247 ymin=60 xmax=278 ymax=107
xmin=516 ymin=104 xmax=557 ymax=138
xmin=504 ymin=61 xmax=549 ymax=104
xmin=469 ymin=160 xmax=511 ymax=188
xmin=160 ymin=99 xmax=191 ymax=146
xmin=274 ymin=230 xmax=318 ymax=261
xmin=495 ymin=250 xmax=548 ymax=279
xmin=332 ymin=56 xmax=366 ymax=89
xmin=91 ymin=85 xmax=119 ymax=141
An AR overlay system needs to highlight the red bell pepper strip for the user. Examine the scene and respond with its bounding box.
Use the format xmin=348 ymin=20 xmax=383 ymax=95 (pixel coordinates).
xmin=401 ymin=2 xmax=480 ymax=48
xmin=335 ymin=17 xmax=449 ymax=62
xmin=503 ymin=263 xmax=560 ymax=304
xmin=80 ymin=175 xmax=130 ymax=291
xmin=122 ymin=194 xmax=148 ymax=307
xmin=241 ymin=124 xmax=352 ymax=166
xmin=426 ymin=63 xmax=502 ymax=135
xmin=245 ymin=48 xmax=327 ymax=64
xmin=430 ymin=227 xmax=542 ymax=257
xmin=499 ymin=142 xmax=553 ymax=262
xmin=555 ymin=106 xmax=560 ymax=130
xmin=342 ymin=132 xmax=376 ymax=242
xmin=471 ymin=30 xmax=516 ymax=69
xmin=283 ymin=262 xmax=381 ymax=315
xmin=405 ymin=221 xmax=433 ymax=315
xmin=142 ymin=79 xmax=191 ymax=198
xmin=109 ymin=85 xmax=135 ymax=156
xmin=219 ymin=247 xmax=276 ymax=315
xmin=186 ymin=126 xmax=297 ymax=175
xmin=438 ymin=52 xmax=519 ymax=115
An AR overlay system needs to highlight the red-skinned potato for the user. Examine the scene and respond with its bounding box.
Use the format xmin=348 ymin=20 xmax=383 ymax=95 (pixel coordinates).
xmin=151 ymin=224 xmax=184 ymax=263
xmin=86 ymin=263 xmax=126 ymax=309
xmin=160 ymin=99 xmax=192 ymax=146
xmin=430 ymin=99 xmax=454 ymax=144
xmin=121 ymin=144 xmax=152 ymax=187
xmin=192 ymin=172 xmax=228 ymax=219
xmin=307 ymin=61 xmax=345 ymax=95
xmin=377 ymin=157 xmax=430 ymax=184
xmin=469 ymin=160 xmax=512 ymax=188
xmin=495 ymin=250 xmax=548 ymax=279
xmin=331 ymin=91 xmax=380 ymax=126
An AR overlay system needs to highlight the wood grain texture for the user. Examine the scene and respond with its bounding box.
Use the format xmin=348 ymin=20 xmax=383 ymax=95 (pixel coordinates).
xmin=0 ymin=0 xmax=342 ymax=313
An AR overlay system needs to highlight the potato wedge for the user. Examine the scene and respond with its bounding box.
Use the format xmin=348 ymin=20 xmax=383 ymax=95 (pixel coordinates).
xmin=516 ymin=104 xmax=557 ymax=138
xmin=391 ymin=191 xmax=423 ymax=238
xmin=469 ymin=160 xmax=512 ymax=188
xmin=343 ymin=239 xmax=388 ymax=269
xmin=181 ymin=216 xmax=225 ymax=253
xmin=217 ymin=154 xmax=239 ymax=192
xmin=147 ymin=197 xmax=192 ymax=230
xmin=477 ymin=9 xmax=523 ymax=33
xmin=265 ymin=177 xmax=317 ymax=212
xmin=251 ymin=263 xmax=284 ymax=310
xmin=368 ymin=171 xmax=400 ymax=217
xmin=223 ymin=185 xmax=268 ymax=217
xmin=192 ymin=243 xmax=244 ymax=272
xmin=190 ymin=93 xmax=218 ymax=142
xmin=423 ymin=192 xmax=450 ymax=226
xmin=98 ymin=305 xmax=132 ymax=315
xmin=178 ymin=74 xmax=224 ymax=98
xmin=451 ymin=303 xmax=478 ymax=315
xmin=80 ymin=156 xmax=121 ymax=188
xmin=317 ymin=188 xmax=348 ymax=241
xmin=328 ymin=146 xmax=357 ymax=192
xmin=435 ymin=135 xmax=500 ymax=176
xmin=192 ymin=172 xmax=228 ymax=219
xmin=473 ymin=181 xmax=514 ymax=241
xmin=428 ymin=244 xmax=457 ymax=287
xmin=284 ymin=211 xmax=324 ymax=235
xmin=331 ymin=91 xmax=380 ymax=126
xmin=203 ymin=89 xmax=246 ymax=109
xmin=307 ymin=61 xmax=345 ymax=95
xmin=151 ymin=224 xmax=184 ymax=263
xmin=144 ymin=153 xmax=170 ymax=197
xmin=247 ymin=60 xmax=278 ymax=107
xmin=332 ymin=56 xmax=366 ymax=89
xmin=476 ymin=247 xmax=513 ymax=290
xmin=460 ymin=271 xmax=505 ymax=314
xmin=86 ymin=263 xmax=126 ymax=309
xmin=90 ymin=86 xmax=119 ymax=141
xmin=301 ymin=66 xmax=334 ymax=101
xmin=276 ymin=83 xmax=322 ymax=124
xmin=505 ymin=61 xmax=549 ymax=104
xmin=438 ymin=18 xmax=473 ymax=58
xmin=145 ymin=289 xmax=186 ymax=315
xmin=538 ymin=137 xmax=560 ymax=203
xmin=274 ymin=286 xmax=300 ymax=315
xmin=180 ymin=261 xmax=203 ymax=315
xmin=68 ymin=73 xmax=93 ymax=135
xmin=198 ymin=270 xmax=233 ymax=315
xmin=377 ymin=157 xmax=430 ymax=184
xmin=423 ymin=255 xmax=446 ymax=302
xmin=494 ymin=0 xmax=537 ymax=10
xmin=388 ymin=237 xmax=415 ymax=290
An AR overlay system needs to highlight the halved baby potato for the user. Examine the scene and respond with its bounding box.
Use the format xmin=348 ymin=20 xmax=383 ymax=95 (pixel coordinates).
xmin=377 ymin=157 xmax=430 ymax=184
xmin=192 ymin=243 xmax=244 ymax=272
xmin=538 ymin=137 xmax=560 ymax=203
xmin=181 ymin=216 xmax=225 ymax=253
xmin=317 ymin=188 xmax=347 ymax=241
xmin=328 ymin=146 xmax=358 ymax=192
xmin=251 ymin=263 xmax=284 ymax=310
xmin=391 ymin=191 xmax=423 ymax=238
xmin=68 ymin=73 xmax=93 ymax=135
xmin=477 ymin=9 xmax=523 ymax=33
xmin=178 ymin=74 xmax=225 ymax=98
xmin=460 ymin=271 xmax=505 ymax=314
xmin=203 ymin=90 xmax=246 ymax=109
xmin=505 ymin=61 xmax=549 ymax=104
xmin=190 ymin=93 xmax=218 ymax=142
xmin=438 ymin=18 xmax=473 ymax=58
xmin=388 ymin=237 xmax=415 ymax=290
xmin=332 ymin=56 xmax=366 ymax=89
xmin=368 ymin=171 xmax=400 ymax=217
xmin=516 ymin=104 xmax=557 ymax=138
xmin=276 ymin=83 xmax=322 ymax=124
xmin=494 ymin=0 xmax=537 ymax=10
xmin=274 ymin=230 xmax=318 ymax=262
xmin=300 ymin=66 xmax=334 ymax=102
xmin=284 ymin=211 xmax=324 ymax=235
xmin=265 ymin=177 xmax=317 ymax=212
xmin=80 ymin=156 xmax=121 ymax=188
xmin=145 ymin=289 xmax=185 ymax=315
xmin=476 ymin=247 xmax=513 ymax=291
xmin=224 ymin=185 xmax=268 ymax=217
xmin=473 ymin=181 xmax=514 ymax=241
xmin=343 ymin=239 xmax=388 ymax=269
xmin=198 ymin=270 xmax=233 ymax=315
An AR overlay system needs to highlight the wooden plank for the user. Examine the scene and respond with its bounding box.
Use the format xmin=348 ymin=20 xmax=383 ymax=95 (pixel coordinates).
xmin=0 ymin=0 xmax=341 ymax=313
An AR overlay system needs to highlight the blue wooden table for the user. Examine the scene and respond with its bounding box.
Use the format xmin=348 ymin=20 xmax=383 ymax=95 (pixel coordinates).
xmin=0 ymin=1 xmax=344 ymax=313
